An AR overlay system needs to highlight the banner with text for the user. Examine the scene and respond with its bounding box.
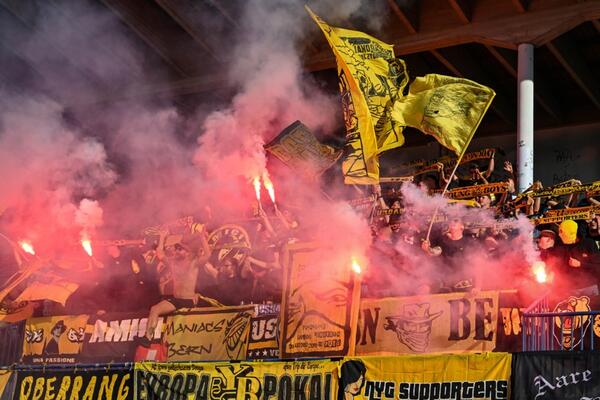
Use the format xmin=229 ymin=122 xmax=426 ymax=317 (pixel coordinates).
xmin=134 ymin=359 xmax=338 ymax=400
xmin=512 ymin=352 xmax=600 ymax=400
xmin=163 ymin=306 xmax=254 ymax=362
xmin=356 ymin=291 xmax=499 ymax=355
xmin=81 ymin=312 xmax=167 ymax=363
xmin=280 ymin=242 xmax=361 ymax=359
xmin=22 ymin=315 xmax=89 ymax=364
xmin=13 ymin=367 xmax=133 ymax=400
xmin=339 ymin=353 xmax=511 ymax=400
xmin=247 ymin=304 xmax=280 ymax=360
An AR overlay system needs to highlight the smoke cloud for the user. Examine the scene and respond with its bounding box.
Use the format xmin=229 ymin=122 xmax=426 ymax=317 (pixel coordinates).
xmin=0 ymin=0 xmax=542 ymax=307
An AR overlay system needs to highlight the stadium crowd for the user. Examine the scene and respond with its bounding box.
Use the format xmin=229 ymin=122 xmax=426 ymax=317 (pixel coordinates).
xmin=0 ymin=150 xmax=599 ymax=326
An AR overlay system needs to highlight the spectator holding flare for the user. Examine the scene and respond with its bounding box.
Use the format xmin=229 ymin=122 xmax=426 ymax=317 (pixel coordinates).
xmin=421 ymin=218 xmax=480 ymax=293
xmin=553 ymin=219 xmax=600 ymax=290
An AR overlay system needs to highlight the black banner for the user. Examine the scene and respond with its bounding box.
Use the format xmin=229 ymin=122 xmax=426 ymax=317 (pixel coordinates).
xmin=13 ymin=367 xmax=133 ymax=400
xmin=81 ymin=312 xmax=167 ymax=363
xmin=0 ymin=322 xmax=23 ymax=367
xmin=247 ymin=304 xmax=280 ymax=360
xmin=512 ymin=352 xmax=600 ymax=400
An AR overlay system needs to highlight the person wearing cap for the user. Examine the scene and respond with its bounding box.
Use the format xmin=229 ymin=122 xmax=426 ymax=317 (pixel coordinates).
xmin=553 ymin=220 xmax=600 ymax=289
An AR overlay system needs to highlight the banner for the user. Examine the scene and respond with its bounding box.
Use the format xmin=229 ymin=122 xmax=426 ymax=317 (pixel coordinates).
xmin=265 ymin=121 xmax=342 ymax=180
xmin=135 ymin=359 xmax=338 ymax=400
xmin=532 ymin=181 xmax=600 ymax=198
xmin=533 ymin=212 xmax=591 ymax=225
xmin=22 ymin=315 xmax=88 ymax=364
xmin=392 ymin=74 xmax=495 ymax=158
xmin=13 ymin=367 xmax=133 ymax=400
xmin=0 ymin=321 xmax=23 ymax=366
xmin=339 ymin=353 xmax=511 ymax=400
xmin=280 ymin=242 xmax=361 ymax=359
xmin=16 ymin=281 xmax=79 ymax=306
xmin=356 ymin=291 xmax=499 ymax=355
xmin=0 ymin=371 xmax=14 ymax=400
xmin=399 ymin=148 xmax=496 ymax=172
xmin=544 ymin=205 xmax=600 ymax=217
xmin=163 ymin=306 xmax=254 ymax=362
xmin=81 ymin=312 xmax=167 ymax=363
xmin=433 ymin=183 xmax=508 ymax=200
xmin=0 ymin=301 xmax=33 ymax=323
xmin=247 ymin=304 xmax=280 ymax=360
xmin=307 ymin=7 xmax=407 ymax=184
xmin=512 ymin=352 xmax=600 ymax=400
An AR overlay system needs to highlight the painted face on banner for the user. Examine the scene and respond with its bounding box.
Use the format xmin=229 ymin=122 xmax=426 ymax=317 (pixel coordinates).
xmin=554 ymin=296 xmax=591 ymax=349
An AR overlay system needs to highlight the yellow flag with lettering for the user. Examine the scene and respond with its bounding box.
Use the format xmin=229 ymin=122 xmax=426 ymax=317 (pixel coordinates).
xmin=307 ymin=6 xmax=408 ymax=184
xmin=392 ymin=74 xmax=495 ymax=158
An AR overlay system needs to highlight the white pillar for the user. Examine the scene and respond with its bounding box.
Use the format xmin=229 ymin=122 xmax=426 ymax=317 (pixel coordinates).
xmin=517 ymin=43 xmax=534 ymax=192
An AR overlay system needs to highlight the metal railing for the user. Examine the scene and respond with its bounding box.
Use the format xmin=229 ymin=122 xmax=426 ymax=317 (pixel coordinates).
xmin=522 ymin=293 xmax=600 ymax=351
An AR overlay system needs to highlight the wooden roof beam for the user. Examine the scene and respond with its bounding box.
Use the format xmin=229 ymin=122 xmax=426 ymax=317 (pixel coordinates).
xmin=154 ymin=0 xmax=221 ymax=63
xmin=511 ymin=0 xmax=529 ymax=13
xmin=546 ymin=35 xmax=600 ymax=110
xmin=100 ymin=0 xmax=199 ymax=77
xmin=447 ymin=0 xmax=472 ymax=24
xmin=484 ymin=45 xmax=562 ymax=122
xmin=305 ymin=2 xmax=600 ymax=71
xmin=386 ymin=0 xmax=419 ymax=34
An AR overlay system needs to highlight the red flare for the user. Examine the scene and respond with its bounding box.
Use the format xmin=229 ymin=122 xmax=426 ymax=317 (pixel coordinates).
xmin=532 ymin=261 xmax=547 ymax=283
xmin=253 ymin=176 xmax=261 ymax=201
xmin=351 ymin=256 xmax=362 ymax=275
xmin=81 ymin=237 xmax=93 ymax=257
xmin=262 ymin=172 xmax=276 ymax=204
xmin=19 ymin=240 xmax=35 ymax=255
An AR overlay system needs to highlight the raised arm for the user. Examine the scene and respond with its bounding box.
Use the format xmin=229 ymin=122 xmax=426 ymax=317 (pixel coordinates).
xmin=483 ymin=150 xmax=495 ymax=179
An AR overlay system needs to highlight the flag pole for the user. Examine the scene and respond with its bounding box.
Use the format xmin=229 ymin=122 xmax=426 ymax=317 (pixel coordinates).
xmin=424 ymin=154 xmax=465 ymax=242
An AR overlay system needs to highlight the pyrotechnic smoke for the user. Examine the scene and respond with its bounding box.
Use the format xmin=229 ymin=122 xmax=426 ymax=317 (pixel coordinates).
xmin=0 ymin=0 xmax=546 ymax=310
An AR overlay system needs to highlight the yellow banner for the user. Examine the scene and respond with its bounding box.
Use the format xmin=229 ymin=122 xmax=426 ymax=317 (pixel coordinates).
xmin=23 ymin=315 xmax=88 ymax=362
xmin=533 ymin=212 xmax=592 ymax=225
xmin=265 ymin=120 xmax=342 ymax=180
xmin=434 ymin=182 xmax=508 ymax=199
xmin=16 ymin=281 xmax=78 ymax=306
xmin=163 ymin=306 xmax=254 ymax=362
xmin=0 ymin=370 xmax=13 ymax=399
xmin=339 ymin=353 xmax=511 ymax=400
xmin=544 ymin=205 xmax=600 ymax=217
xmin=135 ymin=359 xmax=338 ymax=400
xmin=280 ymin=242 xmax=361 ymax=358
xmin=307 ymin=7 xmax=408 ymax=184
xmin=0 ymin=301 xmax=33 ymax=323
xmin=401 ymin=148 xmax=496 ymax=171
xmin=531 ymin=181 xmax=600 ymax=198
xmin=392 ymin=75 xmax=495 ymax=158
xmin=356 ymin=291 xmax=499 ymax=355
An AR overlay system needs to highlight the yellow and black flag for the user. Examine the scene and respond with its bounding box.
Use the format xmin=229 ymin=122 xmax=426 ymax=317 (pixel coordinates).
xmin=306 ymin=6 xmax=408 ymax=184
xmin=392 ymin=74 xmax=495 ymax=158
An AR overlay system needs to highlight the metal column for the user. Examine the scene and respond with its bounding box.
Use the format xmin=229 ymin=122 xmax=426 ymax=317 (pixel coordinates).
xmin=517 ymin=43 xmax=534 ymax=192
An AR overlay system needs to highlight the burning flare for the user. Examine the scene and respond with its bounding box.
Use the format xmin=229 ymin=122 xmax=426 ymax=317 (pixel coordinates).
xmin=19 ymin=240 xmax=35 ymax=255
xmin=532 ymin=261 xmax=547 ymax=283
xmin=253 ymin=176 xmax=261 ymax=201
xmin=262 ymin=172 xmax=276 ymax=204
xmin=81 ymin=237 xmax=93 ymax=257
xmin=351 ymin=257 xmax=362 ymax=274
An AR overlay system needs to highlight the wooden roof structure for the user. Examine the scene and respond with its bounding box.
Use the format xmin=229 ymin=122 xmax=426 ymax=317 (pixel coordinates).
xmin=0 ymin=0 xmax=598 ymax=147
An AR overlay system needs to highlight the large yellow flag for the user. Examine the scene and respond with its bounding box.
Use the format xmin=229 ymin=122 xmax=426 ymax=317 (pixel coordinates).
xmin=307 ymin=6 xmax=408 ymax=184
xmin=392 ymin=74 xmax=495 ymax=158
